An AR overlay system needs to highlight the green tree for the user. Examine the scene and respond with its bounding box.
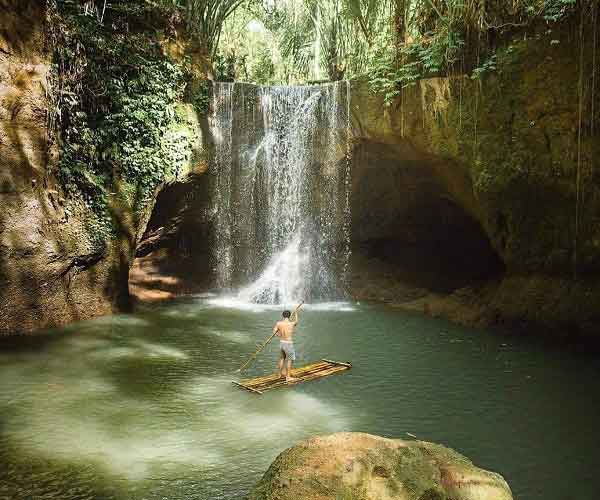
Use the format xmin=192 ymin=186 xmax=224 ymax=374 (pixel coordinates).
xmin=160 ymin=0 xmax=252 ymax=65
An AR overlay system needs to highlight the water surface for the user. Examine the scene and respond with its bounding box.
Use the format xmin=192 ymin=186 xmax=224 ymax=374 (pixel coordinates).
xmin=1 ymin=297 xmax=599 ymax=499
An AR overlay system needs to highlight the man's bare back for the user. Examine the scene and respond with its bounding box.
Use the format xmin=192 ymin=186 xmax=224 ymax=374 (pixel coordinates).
xmin=274 ymin=317 xmax=297 ymax=341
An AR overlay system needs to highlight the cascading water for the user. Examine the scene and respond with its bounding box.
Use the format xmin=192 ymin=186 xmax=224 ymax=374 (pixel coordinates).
xmin=209 ymin=81 xmax=352 ymax=304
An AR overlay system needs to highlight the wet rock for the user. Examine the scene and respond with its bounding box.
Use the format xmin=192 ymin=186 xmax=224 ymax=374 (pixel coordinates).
xmin=248 ymin=433 xmax=513 ymax=500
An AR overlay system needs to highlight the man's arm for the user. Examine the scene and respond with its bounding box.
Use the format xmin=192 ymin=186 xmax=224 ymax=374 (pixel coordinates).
xmin=290 ymin=309 xmax=300 ymax=325
xmin=273 ymin=322 xmax=280 ymax=336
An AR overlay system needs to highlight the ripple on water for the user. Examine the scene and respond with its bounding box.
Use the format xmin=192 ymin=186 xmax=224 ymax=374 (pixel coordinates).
xmin=62 ymin=335 xmax=190 ymax=362
xmin=202 ymin=327 xmax=252 ymax=344
xmin=62 ymin=315 xmax=153 ymax=333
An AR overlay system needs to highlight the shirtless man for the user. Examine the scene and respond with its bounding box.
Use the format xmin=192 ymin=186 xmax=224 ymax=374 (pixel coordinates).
xmin=273 ymin=306 xmax=301 ymax=382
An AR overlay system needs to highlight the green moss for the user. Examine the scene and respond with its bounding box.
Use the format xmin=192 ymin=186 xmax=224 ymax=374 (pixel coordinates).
xmin=48 ymin=0 xmax=204 ymax=243
xmin=191 ymin=79 xmax=211 ymax=114
xmin=334 ymin=486 xmax=369 ymax=500
xmin=248 ymin=445 xmax=313 ymax=500
xmin=389 ymin=446 xmax=443 ymax=498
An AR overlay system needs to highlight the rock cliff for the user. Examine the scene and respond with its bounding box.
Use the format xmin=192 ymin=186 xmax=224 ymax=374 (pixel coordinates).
xmin=0 ymin=0 xmax=207 ymax=334
xmin=0 ymin=0 xmax=120 ymax=333
xmin=349 ymin=22 xmax=600 ymax=341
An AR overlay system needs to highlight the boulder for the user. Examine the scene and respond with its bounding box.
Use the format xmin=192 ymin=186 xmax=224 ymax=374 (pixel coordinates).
xmin=249 ymin=433 xmax=513 ymax=500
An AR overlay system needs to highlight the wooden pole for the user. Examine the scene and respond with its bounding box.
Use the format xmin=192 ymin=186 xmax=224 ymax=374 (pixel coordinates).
xmin=235 ymin=331 xmax=278 ymax=373
xmin=236 ymin=301 xmax=304 ymax=373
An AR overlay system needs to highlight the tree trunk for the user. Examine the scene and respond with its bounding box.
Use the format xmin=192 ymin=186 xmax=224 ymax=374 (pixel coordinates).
xmin=394 ymin=0 xmax=406 ymax=61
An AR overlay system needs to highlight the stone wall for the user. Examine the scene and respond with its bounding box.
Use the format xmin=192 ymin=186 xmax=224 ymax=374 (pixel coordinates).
xmin=349 ymin=22 xmax=600 ymax=341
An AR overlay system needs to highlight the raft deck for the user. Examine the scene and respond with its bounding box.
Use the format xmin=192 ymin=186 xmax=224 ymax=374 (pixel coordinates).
xmin=232 ymin=359 xmax=352 ymax=394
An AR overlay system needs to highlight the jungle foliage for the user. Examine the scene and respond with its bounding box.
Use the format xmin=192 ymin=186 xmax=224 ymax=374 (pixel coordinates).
xmin=214 ymin=0 xmax=582 ymax=95
xmin=47 ymin=0 xmax=198 ymax=239
xmin=159 ymin=0 xmax=246 ymax=57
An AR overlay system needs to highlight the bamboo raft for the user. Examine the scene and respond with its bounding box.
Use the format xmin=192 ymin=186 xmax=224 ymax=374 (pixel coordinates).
xmin=232 ymin=359 xmax=352 ymax=395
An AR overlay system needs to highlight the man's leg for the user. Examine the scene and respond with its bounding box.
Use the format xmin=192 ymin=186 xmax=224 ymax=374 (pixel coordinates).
xmin=285 ymin=359 xmax=298 ymax=382
xmin=278 ymin=351 xmax=286 ymax=378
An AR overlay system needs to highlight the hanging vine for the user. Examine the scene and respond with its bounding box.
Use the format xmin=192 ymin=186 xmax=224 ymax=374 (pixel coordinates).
xmin=591 ymin=0 xmax=598 ymax=184
xmin=574 ymin=1 xmax=585 ymax=280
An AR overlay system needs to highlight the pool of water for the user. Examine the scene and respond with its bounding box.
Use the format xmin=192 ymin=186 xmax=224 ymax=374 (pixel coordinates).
xmin=1 ymin=296 xmax=599 ymax=499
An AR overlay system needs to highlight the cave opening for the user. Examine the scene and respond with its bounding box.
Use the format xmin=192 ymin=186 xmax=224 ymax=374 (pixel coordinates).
xmin=129 ymin=175 xmax=212 ymax=302
xmin=349 ymin=140 xmax=505 ymax=302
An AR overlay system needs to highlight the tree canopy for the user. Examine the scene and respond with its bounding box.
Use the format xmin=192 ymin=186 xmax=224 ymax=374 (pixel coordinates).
xmin=208 ymin=0 xmax=580 ymax=92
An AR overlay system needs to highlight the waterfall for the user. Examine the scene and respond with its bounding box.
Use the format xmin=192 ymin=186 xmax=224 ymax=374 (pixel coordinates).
xmin=209 ymin=81 xmax=352 ymax=304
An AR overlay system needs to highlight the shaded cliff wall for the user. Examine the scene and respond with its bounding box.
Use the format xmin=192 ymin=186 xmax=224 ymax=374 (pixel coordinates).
xmin=0 ymin=0 xmax=208 ymax=334
xmin=0 ymin=0 xmax=118 ymax=333
xmin=350 ymin=22 xmax=600 ymax=339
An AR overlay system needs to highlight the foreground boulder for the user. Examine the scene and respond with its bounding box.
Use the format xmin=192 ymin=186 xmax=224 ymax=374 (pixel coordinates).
xmin=249 ymin=433 xmax=512 ymax=500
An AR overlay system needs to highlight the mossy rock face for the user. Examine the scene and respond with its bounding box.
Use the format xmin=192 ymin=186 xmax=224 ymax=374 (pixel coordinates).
xmin=0 ymin=0 xmax=209 ymax=334
xmin=351 ymin=24 xmax=600 ymax=276
xmin=349 ymin=23 xmax=600 ymax=339
xmin=248 ymin=433 xmax=513 ymax=500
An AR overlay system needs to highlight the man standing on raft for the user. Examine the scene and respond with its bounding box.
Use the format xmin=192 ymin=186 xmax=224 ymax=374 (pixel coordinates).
xmin=273 ymin=304 xmax=302 ymax=382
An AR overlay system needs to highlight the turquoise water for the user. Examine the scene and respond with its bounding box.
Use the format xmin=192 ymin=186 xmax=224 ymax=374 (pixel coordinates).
xmin=1 ymin=296 xmax=599 ymax=499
